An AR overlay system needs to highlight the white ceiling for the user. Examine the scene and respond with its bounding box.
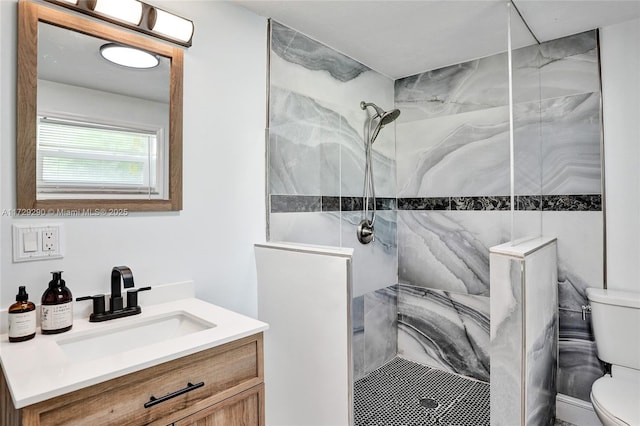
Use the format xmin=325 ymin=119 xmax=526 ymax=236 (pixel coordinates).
xmin=39 ymin=20 xmax=170 ymax=103
xmin=234 ymin=0 xmax=640 ymax=79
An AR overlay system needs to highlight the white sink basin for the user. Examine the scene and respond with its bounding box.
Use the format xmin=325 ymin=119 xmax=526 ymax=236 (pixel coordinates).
xmin=56 ymin=311 xmax=216 ymax=362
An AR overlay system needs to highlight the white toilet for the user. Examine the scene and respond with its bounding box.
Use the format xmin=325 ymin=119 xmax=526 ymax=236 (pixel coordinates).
xmin=586 ymin=288 xmax=640 ymax=426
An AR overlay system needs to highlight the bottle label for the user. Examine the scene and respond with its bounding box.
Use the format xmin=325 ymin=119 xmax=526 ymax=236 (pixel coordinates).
xmin=8 ymin=310 xmax=36 ymax=338
xmin=41 ymin=302 xmax=73 ymax=331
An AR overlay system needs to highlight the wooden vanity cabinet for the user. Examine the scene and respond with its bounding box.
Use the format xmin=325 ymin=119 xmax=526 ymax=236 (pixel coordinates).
xmin=1 ymin=333 xmax=264 ymax=426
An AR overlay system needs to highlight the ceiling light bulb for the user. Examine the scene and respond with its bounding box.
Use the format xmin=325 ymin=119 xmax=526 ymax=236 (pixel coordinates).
xmin=100 ymin=44 xmax=159 ymax=69
xmin=93 ymin=0 xmax=143 ymax=25
xmin=149 ymin=8 xmax=194 ymax=43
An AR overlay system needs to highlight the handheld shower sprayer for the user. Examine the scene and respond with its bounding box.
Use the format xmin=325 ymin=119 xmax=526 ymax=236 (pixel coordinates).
xmin=357 ymin=101 xmax=400 ymax=245
xmin=360 ymin=101 xmax=401 ymax=144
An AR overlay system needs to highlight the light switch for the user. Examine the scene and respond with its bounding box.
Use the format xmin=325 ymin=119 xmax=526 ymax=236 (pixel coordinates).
xmin=23 ymin=231 xmax=38 ymax=252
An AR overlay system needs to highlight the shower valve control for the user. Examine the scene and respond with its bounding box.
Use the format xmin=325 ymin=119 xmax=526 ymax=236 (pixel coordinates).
xmin=357 ymin=219 xmax=375 ymax=244
xmin=581 ymin=304 xmax=592 ymax=321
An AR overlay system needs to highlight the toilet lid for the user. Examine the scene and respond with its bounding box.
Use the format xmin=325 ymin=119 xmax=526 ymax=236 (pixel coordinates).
xmin=591 ymin=376 xmax=640 ymax=425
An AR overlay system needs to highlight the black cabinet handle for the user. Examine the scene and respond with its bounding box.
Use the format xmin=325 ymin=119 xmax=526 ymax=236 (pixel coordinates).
xmin=144 ymin=382 xmax=204 ymax=408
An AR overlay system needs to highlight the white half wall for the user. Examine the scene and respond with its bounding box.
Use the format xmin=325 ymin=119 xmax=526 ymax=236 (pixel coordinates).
xmin=0 ymin=0 xmax=267 ymax=316
xmin=255 ymin=242 xmax=353 ymax=426
xmin=600 ymin=18 xmax=640 ymax=292
xmin=490 ymin=237 xmax=558 ymax=426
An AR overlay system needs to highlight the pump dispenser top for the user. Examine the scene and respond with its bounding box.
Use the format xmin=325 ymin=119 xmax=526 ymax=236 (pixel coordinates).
xmin=16 ymin=286 xmax=29 ymax=302
xmin=49 ymin=271 xmax=64 ymax=287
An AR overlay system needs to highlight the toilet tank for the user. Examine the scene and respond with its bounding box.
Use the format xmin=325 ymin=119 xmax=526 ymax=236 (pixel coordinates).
xmin=586 ymin=288 xmax=640 ymax=370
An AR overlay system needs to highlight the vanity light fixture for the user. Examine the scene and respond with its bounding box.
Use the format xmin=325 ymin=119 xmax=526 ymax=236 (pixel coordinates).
xmin=89 ymin=0 xmax=143 ymax=26
xmin=43 ymin=0 xmax=194 ymax=47
xmin=148 ymin=7 xmax=194 ymax=44
xmin=100 ymin=43 xmax=159 ymax=69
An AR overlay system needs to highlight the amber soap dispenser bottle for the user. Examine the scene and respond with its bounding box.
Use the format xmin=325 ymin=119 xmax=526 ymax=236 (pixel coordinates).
xmin=41 ymin=271 xmax=73 ymax=334
xmin=8 ymin=286 xmax=36 ymax=342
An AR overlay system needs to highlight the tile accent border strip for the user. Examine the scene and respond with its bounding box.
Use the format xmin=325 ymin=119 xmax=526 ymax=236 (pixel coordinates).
xmin=270 ymin=195 xmax=601 ymax=213
xmin=270 ymin=195 xmax=321 ymax=212
xmin=270 ymin=195 xmax=396 ymax=213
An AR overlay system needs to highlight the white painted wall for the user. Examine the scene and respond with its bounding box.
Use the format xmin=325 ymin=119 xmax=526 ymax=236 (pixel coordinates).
xmin=600 ymin=18 xmax=640 ymax=292
xmin=0 ymin=1 xmax=268 ymax=315
xmin=0 ymin=2 xmax=4 ymax=309
xmin=38 ymin=79 xmax=169 ymax=134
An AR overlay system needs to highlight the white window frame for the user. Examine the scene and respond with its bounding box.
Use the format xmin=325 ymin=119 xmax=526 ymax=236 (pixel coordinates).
xmin=36 ymin=111 xmax=167 ymax=200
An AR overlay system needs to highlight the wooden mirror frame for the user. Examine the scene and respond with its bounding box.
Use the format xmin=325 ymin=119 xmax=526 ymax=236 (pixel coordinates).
xmin=17 ymin=0 xmax=183 ymax=212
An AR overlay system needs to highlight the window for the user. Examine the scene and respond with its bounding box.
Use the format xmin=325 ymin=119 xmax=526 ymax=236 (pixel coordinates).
xmin=36 ymin=115 xmax=165 ymax=200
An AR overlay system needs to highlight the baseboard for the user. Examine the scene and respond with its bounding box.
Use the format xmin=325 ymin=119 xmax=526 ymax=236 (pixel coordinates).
xmin=556 ymin=393 xmax=601 ymax=426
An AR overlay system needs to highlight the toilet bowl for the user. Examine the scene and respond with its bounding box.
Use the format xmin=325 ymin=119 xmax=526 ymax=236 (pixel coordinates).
xmin=586 ymin=288 xmax=640 ymax=426
xmin=590 ymin=369 xmax=640 ymax=425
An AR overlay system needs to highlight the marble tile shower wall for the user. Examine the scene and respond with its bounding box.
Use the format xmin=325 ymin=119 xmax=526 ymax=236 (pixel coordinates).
xmin=267 ymin=22 xmax=398 ymax=379
xmin=394 ymin=30 xmax=604 ymax=399
xmin=268 ymin=21 xmax=603 ymax=400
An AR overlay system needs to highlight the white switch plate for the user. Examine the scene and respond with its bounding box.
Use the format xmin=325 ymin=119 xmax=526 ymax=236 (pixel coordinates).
xmin=13 ymin=224 xmax=64 ymax=262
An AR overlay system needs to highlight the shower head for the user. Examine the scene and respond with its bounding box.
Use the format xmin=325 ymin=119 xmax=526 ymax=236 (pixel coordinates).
xmin=360 ymin=101 xmax=400 ymax=126
xmin=361 ymin=101 xmax=401 ymax=143
xmin=379 ymin=108 xmax=401 ymax=126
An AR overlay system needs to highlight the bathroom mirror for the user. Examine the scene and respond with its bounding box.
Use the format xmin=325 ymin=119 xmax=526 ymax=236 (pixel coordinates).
xmin=17 ymin=0 xmax=183 ymax=212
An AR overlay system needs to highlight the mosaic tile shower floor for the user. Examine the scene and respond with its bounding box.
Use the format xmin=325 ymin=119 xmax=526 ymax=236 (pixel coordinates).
xmin=354 ymin=357 xmax=490 ymax=426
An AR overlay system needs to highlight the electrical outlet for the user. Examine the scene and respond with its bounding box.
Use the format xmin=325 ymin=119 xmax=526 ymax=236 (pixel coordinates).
xmin=42 ymin=228 xmax=58 ymax=251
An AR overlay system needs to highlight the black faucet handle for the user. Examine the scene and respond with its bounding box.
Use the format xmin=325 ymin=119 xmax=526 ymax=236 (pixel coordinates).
xmin=76 ymin=294 xmax=106 ymax=318
xmin=126 ymin=286 xmax=152 ymax=309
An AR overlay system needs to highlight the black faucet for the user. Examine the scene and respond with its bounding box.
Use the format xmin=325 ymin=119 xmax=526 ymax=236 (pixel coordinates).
xmin=77 ymin=266 xmax=151 ymax=322
xmin=110 ymin=266 xmax=134 ymax=312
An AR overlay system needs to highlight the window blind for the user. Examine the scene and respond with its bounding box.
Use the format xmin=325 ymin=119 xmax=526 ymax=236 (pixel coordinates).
xmin=37 ymin=116 xmax=160 ymax=196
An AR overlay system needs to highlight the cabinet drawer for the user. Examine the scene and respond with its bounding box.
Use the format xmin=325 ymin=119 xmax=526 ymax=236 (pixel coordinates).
xmin=20 ymin=333 xmax=263 ymax=426
xmin=174 ymin=383 xmax=264 ymax=426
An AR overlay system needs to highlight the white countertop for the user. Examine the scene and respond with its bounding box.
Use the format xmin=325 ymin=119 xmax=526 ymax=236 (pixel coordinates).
xmin=0 ymin=282 xmax=268 ymax=409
